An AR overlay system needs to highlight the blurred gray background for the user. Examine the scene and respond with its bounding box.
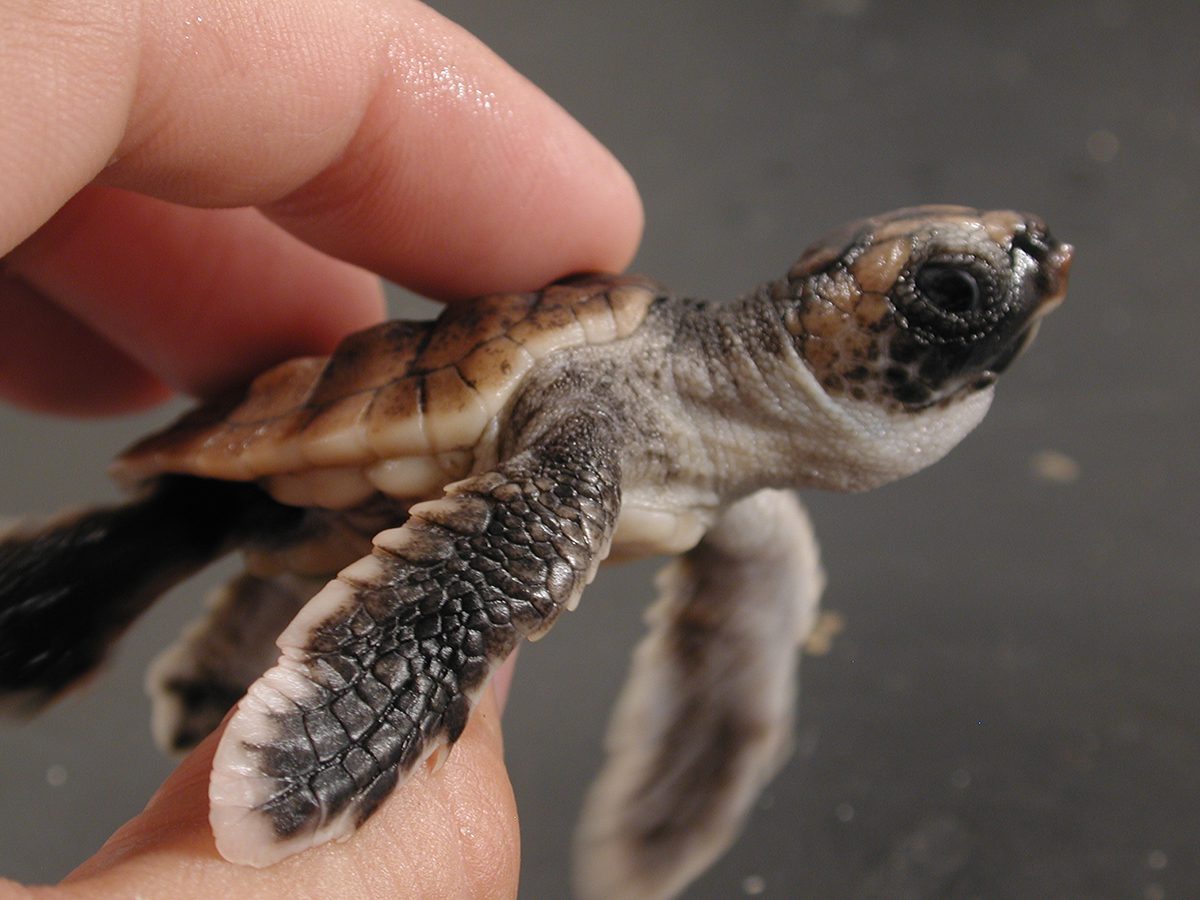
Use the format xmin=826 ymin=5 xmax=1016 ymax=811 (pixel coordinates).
xmin=2 ymin=1 xmax=1197 ymax=897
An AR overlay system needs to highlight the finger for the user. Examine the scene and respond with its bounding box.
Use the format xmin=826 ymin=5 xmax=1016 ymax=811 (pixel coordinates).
xmin=6 ymin=187 xmax=386 ymax=402
xmin=63 ymin=686 xmax=518 ymax=899
xmin=3 ymin=0 xmax=643 ymax=298
xmin=0 ymin=273 xmax=168 ymax=415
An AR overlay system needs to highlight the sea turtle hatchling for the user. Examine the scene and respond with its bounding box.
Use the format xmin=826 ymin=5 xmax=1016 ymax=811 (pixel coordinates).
xmin=0 ymin=206 xmax=1071 ymax=899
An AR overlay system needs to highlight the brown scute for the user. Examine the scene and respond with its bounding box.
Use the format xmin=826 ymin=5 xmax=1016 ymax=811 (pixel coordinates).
xmin=230 ymin=358 xmax=329 ymax=422
xmin=570 ymin=291 xmax=619 ymax=343
xmin=297 ymin=392 xmax=374 ymax=467
xmin=415 ymin=293 xmax=535 ymax=371
xmin=871 ymin=205 xmax=979 ymax=241
xmin=607 ymin=279 xmax=664 ymax=336
xmin=853 ymin=292 xmax=890 ymax=329
xmin=507 ymin=298 xmax=586 ymax=356
xmin=789 ymin=259 xmax=898 ymax=412
xmin=800 ymin=336 xmax=840 ymax=373
xmin=108 ymin=392 xmax=242 ymax=487
xmin=373 ymin=377 xmax=423 ymax=421
xmin=981 ymin=209 xmax=1028 ymax=245
xmin=113 ymin=275 xmax=659 ymax=489
xmin=539 ymin=280 xmax=602 ymax=308
xmin=303 ymin=323 xmax=431 ymax=408
xmin=420 ymin=366 xmax=489 ymax=454
xmin=457 ymin=337 xmax=535 ymax=400
xmin=849 ymin=237 xmax=912 ymax=295
xmin=422 ymin=366 xmax=483 ymax=417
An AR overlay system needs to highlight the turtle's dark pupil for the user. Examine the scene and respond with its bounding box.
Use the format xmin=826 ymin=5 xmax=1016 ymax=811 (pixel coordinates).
xmin=915 ymin=263 xmax=980 ymax=315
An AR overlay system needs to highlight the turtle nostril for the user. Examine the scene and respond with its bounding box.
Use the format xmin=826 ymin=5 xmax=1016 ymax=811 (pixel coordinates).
xmin=1011 ymin=229 xmax=1050 ymax=262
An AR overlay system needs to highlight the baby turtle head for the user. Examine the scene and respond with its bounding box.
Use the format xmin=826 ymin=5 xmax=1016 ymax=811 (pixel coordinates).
xmin=783 ymin=205 xmax=1072 ymax=411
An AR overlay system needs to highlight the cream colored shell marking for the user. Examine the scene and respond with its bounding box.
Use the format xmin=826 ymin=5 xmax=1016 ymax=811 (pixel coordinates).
xmin=113 ymin=277 xmax=659 ymax=507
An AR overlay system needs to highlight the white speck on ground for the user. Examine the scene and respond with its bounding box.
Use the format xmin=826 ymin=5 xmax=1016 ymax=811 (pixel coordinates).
xmin=742 ymin=874 xmax=766 ymax=895
xmin=1030 ymin=449 xmax=1082 ymax=484
xmin=804 ymin=610 xmax=845 ymax=656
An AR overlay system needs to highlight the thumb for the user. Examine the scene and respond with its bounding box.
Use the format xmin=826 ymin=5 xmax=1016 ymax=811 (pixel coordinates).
xmin=61 ymin=657 xmax=520 ymax=900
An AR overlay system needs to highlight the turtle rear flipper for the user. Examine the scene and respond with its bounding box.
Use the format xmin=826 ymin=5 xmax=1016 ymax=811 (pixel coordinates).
xmin=210 ymin=412 xmax=621 ymax=866
xmin=0 ymin=476 xmax=304 ymax=710
xmin=148 ymin=572 xmax=319 ymax=754
xmin=575 ymin=489 xmax=824 ymax=900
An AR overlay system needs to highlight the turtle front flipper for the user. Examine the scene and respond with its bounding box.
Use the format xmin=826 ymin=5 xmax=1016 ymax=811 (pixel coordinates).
xmin=148 ymin=572 xmax=319 ymax=753
xmin=574 ymin=489 xmax=824 ymax=900
xmin=210 ymin=413 xmax=622 ymax=866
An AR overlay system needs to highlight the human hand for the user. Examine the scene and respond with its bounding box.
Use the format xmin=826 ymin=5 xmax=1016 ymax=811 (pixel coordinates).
xmin=0 ymin=1 xmax=642 ymax=895
xmin=22 ymin=660 xmax=520 ymax=899
xmin=0 ymin=0 xmax=641 ymax=415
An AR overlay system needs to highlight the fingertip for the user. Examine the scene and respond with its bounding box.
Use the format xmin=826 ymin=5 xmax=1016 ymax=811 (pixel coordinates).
xmin=67 ymin=681 xmax=519 ymax=897
xmin=257 ymin=1 xmax=644 ymax=298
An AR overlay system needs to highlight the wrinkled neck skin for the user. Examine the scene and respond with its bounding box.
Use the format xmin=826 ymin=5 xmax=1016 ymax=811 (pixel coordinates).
xmin=667 ymin=291 xmax=995 ymax=501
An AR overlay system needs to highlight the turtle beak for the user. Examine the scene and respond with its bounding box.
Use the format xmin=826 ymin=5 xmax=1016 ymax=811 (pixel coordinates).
xmin=1036 ymin=242 xmax=1074 ymax=316
xmin=1012 ymin=224 xmax=1073 ymax=317
xmin=982 ymin=237 xmax=1073 ymax=378
xmin=1014 ymin=318 xmax=1044 ymax=356
xmin=1014 ymin=241 xmax=1073 ymax=360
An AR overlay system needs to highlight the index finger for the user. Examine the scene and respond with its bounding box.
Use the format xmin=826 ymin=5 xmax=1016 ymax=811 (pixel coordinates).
xmin=1 ymin=1 xmax=642 ymax=413
xmin=3 ymin=0 xmax=642 ymax=296
xmin=56 ymin=671 xmax=518 ymax=899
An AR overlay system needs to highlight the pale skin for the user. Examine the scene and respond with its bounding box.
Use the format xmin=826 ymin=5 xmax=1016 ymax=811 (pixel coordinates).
xmin=0 ymin=1 xmax=643 ymax=896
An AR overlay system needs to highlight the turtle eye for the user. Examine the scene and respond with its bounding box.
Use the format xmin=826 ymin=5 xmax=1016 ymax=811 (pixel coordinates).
xmin=914 ymin=262 xmax=981 ymax=315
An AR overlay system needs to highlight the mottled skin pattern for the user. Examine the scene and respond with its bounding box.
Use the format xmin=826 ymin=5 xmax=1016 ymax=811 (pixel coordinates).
xmin=784 ymin=207 xmax=1065 ymax=410
xmin=0 ymin=206 xmax=1071 ymax=899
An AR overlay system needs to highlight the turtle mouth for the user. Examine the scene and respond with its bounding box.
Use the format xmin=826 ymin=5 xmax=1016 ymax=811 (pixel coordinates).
xmin=984 ymin=238 xmax=1072 ymax=378
xmin=985 ymin=319 xmax=1042 ymax=377
xmin=901 ymin=310 xmax=1053 ymax=409
xmin=1015 ymin=230 xmax=1073 ymax=308
xmin=1035 ymin=241 xmax=1073 ymax=313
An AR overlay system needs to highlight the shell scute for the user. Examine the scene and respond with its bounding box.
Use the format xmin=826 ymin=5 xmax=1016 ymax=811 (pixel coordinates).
xmin=414 ymin=293 xmax=535 ymax=371
xmin=229 ymin=358 xmax=327 ymax=423
xmin=113 ymin=275 xmax=660 ymax=493
xmin=457 ymin=337 xmax=536 ymax=417
xmin=573 ymin=292 xmax=620 ymax=344
xmin=421 ymin=366 xmax=489 ymax=454
xmin=507 ymin=301 xmax=587 ymax=357
xmin=363 ymin=376 xmax=427 ymax=457
xmin=304 ymin=322 xmax=429 ymax=409
xmin=607 ymin=281 xmax=660 ymax=336
xmin=298 ymin=392 xmax=374 ymax=467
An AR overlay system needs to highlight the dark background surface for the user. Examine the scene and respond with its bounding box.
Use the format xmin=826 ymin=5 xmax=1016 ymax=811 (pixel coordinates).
xmin=2 ymin=2 xmax=1197 ymax=897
